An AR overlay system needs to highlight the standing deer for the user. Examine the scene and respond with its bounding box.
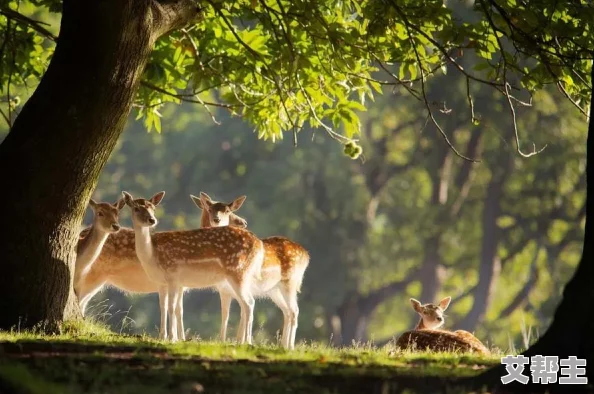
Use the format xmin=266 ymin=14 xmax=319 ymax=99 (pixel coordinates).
xmin=74 ymin=197 xmax=125 ymax=314
xmin=74 ymin=206 xmax=250 ymax=341
xmin=123 ymin=191 xmax=264 ymax=344
xmin=192 ymin=192 xmax=310 ymax=349
xmin=394 ymin=297 xmax=490 ymax=355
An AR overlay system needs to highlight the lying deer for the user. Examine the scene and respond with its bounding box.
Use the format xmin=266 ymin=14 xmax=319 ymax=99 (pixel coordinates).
xmin=74 ymin=197 xmax=125 ymax=305
xmin=123 ymin=191 xmax=265 ymax=344
xmin=75 ymin=195 xmax=249 ymax=341
xmin=192 ymin=192 xmax=310 ymax=350
xmin=394 ymin=297 xmax=490 ymax=355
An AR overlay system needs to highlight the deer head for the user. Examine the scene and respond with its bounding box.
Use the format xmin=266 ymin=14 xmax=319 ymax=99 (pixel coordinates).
xmin=191 ymin=192 xmax=247 ymax=227
xmin=122 ymin=191 xmax=165 ymax=228
xmin=410 ymin=296 xmax=451 ymax=330
xmin=88 ymin=197 xmax=125 ymax=233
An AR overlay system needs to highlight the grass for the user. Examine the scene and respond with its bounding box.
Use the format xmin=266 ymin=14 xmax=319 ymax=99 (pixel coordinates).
xmin=0 ymin=320 xmax=502 ymax=394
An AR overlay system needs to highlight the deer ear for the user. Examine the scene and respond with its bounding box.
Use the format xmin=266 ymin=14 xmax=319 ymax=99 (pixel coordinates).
xmin=230 ymin=213 xmax=248 ymax=228
xmin=438 ymin=296 xmax=451 ymax=311
xmin=190 ymin=194 xmax=204 ymax=209
xmin=114 ymin=198 xmax=126 ymax=210
xmin=122 ymin=191 xmax=134 ymax=206
xmin=89 ymin=198 xmax=98 ymax=210
xmin=410 ymin=298 xmax=423 ymax=313
xmin=199 ymin=192 xmax=213 ymax=207
xmin=150 ymin=191 xmax=165 ymax=206
xmin=229 ymin=195 xmax=246 ymax=211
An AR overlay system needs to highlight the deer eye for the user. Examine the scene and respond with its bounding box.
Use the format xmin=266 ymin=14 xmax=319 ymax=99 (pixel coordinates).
xmin=134 ymin=207 xmax=140 ymax=212
xmin=97 ymin=212 xmax=104 ymax=217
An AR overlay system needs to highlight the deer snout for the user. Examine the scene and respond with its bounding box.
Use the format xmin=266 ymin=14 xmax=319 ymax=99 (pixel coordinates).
xmin=213 ymin=217 xmax=221 ymax=224
xmin=111 ymin=223 xmax=121 ymax=231
xmin=148 ymin=217 xmax=156 ymax=225
xmin=436 ymin=316 xmax=443 ymax=322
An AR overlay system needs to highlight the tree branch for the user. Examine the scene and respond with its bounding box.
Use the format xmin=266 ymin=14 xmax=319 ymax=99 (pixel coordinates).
xmin=0 ymin=7 xmax=57 ymax=41
xmin=152 ymin=0 xmax=203 ymax=38
xmin=392 ymin=3 xmax=479 ymax=163
xmin=140 ymin=80 xmax=236 ymax=109
xmin=361 ymin=269 xmax=422 ymax=312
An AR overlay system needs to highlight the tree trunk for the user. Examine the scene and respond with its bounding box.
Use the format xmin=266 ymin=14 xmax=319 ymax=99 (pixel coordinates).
xmin=419 ymin=147 xmax=452 ymax=303
xmin=419 ymin=235 xmax=445 ymax=302
xmin=471 ymin=64 xmax=594 ymax=392
xmin=330 ymin=292 xmax=373 ymax=345
xmin=0 ymin=0 xmax=198 ymax=330
xmin=458 ymin=154 xmax=511 ymax=331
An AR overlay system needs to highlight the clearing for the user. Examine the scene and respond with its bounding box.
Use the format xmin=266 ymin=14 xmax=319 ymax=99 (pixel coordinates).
xmin=0 ymin=321 xmax=501 ymax=394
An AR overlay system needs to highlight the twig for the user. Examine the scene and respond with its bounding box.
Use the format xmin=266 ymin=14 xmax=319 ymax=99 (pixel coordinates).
xmin=204 ymin=0 xmax=262 ymax=60
xmin=0 ymin=7 xmax=57 ymax=41
xmin=295 ymin=75 xmax=350 ymax=143
xmin=387 ymin=0 xmax=506 ymax=89
xmin=505 ymin=82 xmax=547 ymax=157
xmin=479 ymin=0 xmax=547 ymax=158
xmin=557 ymin=81 xmax=589 ymax=119
xmin=140 ymin=80 xmax=235 ymax=125
xmin=400 ymin=11 xmax=478 ymax=162
xmin=466 ymin=77 xmax=477 ymax=124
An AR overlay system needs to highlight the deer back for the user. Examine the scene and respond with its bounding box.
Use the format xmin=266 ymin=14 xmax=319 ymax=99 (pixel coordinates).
xmin=263 ymin=236 xmax=309 ymax=286
xmin=395 ymin=329 xmax=490 ymax=355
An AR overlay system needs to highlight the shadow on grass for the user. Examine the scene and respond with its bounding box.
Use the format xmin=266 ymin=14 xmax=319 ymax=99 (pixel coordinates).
xmin=0 ymin=339 xmax=499 ymax=394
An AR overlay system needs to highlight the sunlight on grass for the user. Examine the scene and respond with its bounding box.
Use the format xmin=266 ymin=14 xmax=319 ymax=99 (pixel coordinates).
xmin=0 ymin=319 xmax=501 ymax=378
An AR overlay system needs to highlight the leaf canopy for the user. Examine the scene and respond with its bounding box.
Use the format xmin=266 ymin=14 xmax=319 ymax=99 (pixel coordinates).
xmin=1 ymin=0 xmax=592 ymax=151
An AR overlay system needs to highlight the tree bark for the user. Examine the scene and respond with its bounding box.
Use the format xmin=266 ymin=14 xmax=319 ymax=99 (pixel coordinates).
xmin=0 ymin=0 xmax=199 ymax=330
xmin=471 ymin=64 xmax=594 ymax=392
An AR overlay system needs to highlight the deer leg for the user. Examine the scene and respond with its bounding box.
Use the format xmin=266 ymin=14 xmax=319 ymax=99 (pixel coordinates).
xmin=78 ymin=280 xmax=106 ymax=317
xmin=281 ymin=282 xmax=300 ymax=350
xmin=218 ymin=287 xmax=234 ymax=342
xmin=226 ymin=278 xmax=255 ymax=345
xmin=158 ymin=285 xmax=169 ymax=340
xmin=167 ymin=284 xmax=180 ymax=343
xmin=267 ymin=287 xmax=290 ymax=348
xmin=176 ymin=287 xmax=185 ymax=341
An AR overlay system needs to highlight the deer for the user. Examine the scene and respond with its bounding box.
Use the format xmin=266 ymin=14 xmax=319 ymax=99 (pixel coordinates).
xmin=394 ymin=297 xmax=490 ymax=355
xmin=74 ymin=200 xmax=249 ymax=341
xmin=74 ymin=197 xmax=126 ymax=311
xmin=122 ymin=191 xmax=265 ymax=344
xmin=191 ymin=192 xmax=310 ymax=350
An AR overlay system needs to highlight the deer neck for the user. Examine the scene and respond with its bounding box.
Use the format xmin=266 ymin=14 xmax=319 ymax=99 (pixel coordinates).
xmin=131 ymin=223 xmax=157 ymax=268
xmin=75 ymin=225 xmax=110 ymax=283
xmin=415 ymin=318 xmax=427 ymax=330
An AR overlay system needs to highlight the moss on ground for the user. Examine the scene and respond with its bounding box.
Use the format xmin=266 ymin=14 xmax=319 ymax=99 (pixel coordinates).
xmin=0 ymin=321 xmax=501 ymax=394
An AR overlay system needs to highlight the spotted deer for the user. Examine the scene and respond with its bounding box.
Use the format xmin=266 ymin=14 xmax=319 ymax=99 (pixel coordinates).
xmin=192 ymin=192 xmax=310 ymax=350
xmin=75 ymin=204 xmax=249 ymax=341
xmin=394 ymin=297 xmax=490 ymax=355
xmin=123 ymin=191 xmax=265 ymax=344
xmin=74 ymin=197 xmax=126 ymax=313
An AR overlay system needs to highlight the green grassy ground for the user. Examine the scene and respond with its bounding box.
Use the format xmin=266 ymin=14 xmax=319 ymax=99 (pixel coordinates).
xmin=0 ymin=321 xmax=501 ymax=394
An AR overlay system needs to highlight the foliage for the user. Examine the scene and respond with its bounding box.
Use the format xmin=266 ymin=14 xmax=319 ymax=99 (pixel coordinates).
xmin=1 ymin=0 xmax=591 ymax=156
